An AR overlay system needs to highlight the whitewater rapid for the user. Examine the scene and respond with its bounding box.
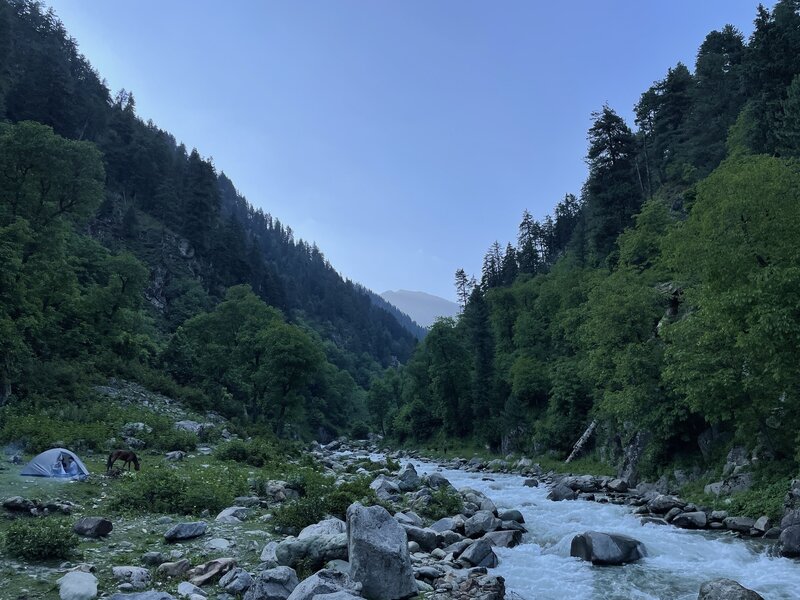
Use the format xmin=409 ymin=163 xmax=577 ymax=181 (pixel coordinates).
xmin=411 ymin=459 xmax=800 ymax=600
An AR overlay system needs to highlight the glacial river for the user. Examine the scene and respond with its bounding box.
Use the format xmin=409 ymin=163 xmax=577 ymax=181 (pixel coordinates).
xmin=410 ymin=459 xmax=800 ymax=600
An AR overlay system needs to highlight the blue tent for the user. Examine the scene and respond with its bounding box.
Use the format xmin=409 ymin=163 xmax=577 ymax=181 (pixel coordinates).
xmin=20 ymin=448 xmax=89 ymax=480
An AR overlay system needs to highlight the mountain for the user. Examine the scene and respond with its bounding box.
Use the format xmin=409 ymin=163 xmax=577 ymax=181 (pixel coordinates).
xmin=380 ymin=290 xmax=459 ymax=328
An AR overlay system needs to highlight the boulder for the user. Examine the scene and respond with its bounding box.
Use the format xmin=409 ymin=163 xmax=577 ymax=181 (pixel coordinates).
xmin=286 ymin=569 xmax=360 ymax=600
xmin=481 ymin=529 xmax=523 ymax=548
xmin=260 ymin=541 xmax=279 ymax=564
xmin=298 ymin=518 xmax=347 ymax=539
xmin=2 ymin=495 xmax=35 ymax=512
xmin=73 ymin=517 xmax=113 ymax=538
xmin=569 ymin=531 xmax=647 ymax=565
xmin=698 ymin=579 xmax=764 ymax=599
xmin=165 ymin=451 xmax=185 ymax=461
xmin=219 ymin=568 xmax=253 ymax=594
xmin=176 ymin=582 xmax=205 ymax=598
xmin=216 ymin=507 xmax=249 ymax=523
xmin=497 ymin=509 xmax=524 ymax=523
xmin=464 ymin=511 xmax=501 ymax=538
xmin=397 ymin=464 xmax=421 ymax=492
xmin=780 ymin=509 xmax=800 ymax=530
xmin=607 ymin=478 xmax=629 ymax=493
xmin=547 ymin=483 xmax=578 ymax=501
xmin=57 ymin=571 xmax=98 ymax=600
xmin=206 ymin=538 xmax=234 ymax=551
xmin=723 ymin=517 xmax=756 ymax=533
xmin=112 ymin=567 xmax=151 ymax=589
xmin=275 ymin=533 xmax=348 ymax=569
xmin=370 ymin=477 xmax=401 ymax=501
xmin=429 ymin=517 xmax=459 ymax=533
xmin=394 ymin=512 xmax=422 ymax=528
xmin=672 ymin=512 xmax=707 ymax=529
xmin=779 ymin=525 xmax=800 ymax=558
xmin=562 ymin=475 xmax=600 ymax=493
xmin=243 ymin=566 xmax=298 ymax=600
xmin=141 ymin=552 xmax=166 ymax=566
xmin=753 ymin=516 xmax=770 ymax=533
xmin=523 ymin=479 xmax=539 ymax=487
xmin=427 ymin=473 xmax=452 ymax=490
xmin=157 ymin=560 xmax=190 ymax=578
xmin=165 ymin=521 xmax=207 ymax=542
xmin=187 ymin=558 xmax=236 ymax=587
xmin=401 ymin=525 xmax=437 ymax=552
xmin=459 ymin=539 xmax=498 ymax=568
xmin=347 ymin=503 xmax=417 ymax=600
xmin=647 ymin=495 xmax=685 ymax=514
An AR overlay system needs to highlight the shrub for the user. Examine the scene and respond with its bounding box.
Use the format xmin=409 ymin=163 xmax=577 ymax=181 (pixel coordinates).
xmin=420 ymin=486 xmax=464 ymax=521
xmin=108 ymin=464 xmax=247 ymax=515
xmin=351 ymin=422 xmax=370 ymax=440
xmin=272 ymin=475 xmax=377 ymax=530
xmin=215 ymin=438 xmax=276 ymax=467
xmin=3 ymin=518 xmax=79 ymax=561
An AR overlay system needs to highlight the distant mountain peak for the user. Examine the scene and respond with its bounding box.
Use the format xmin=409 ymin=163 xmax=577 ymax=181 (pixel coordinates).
xmin=380 ymin=290 xmax=459 ymax=328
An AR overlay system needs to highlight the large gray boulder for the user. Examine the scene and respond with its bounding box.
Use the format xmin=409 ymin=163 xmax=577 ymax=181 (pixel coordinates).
xmin=779 ymin=525 xmax=800 ymax=558
xmin=219 ymin=567 xmax=254 ymax=594
xmin=243 ymin=566 xmax=298 ymax=600
xmin=275 ymin=534 xmax=348 ymax=569
xmin=569 ymin=531 xmax=647 ymax=565
xmin=298 ymin=518 xmax=347 ymax=539
xmin=698 ymin=579 xmax=764 ymax=599
xmin=286 ymin=569 xmax=360 ymax=600
xmin=164 ymin=521 xmax=207 ymax=542
xmin=427 ymin=473 xmax=452 ymax=490
xmin=73 ymin=517 xmax=113 ymax=538
xmin=401 ymin=525 xmax=437 ymax=552
xmin=397 ymin=464 xmax=421 ymax=492
xmin=429 ymin=517 xmax=459 ymax=533
xmin=482 ymin=529 xmax=523 ymax=548
xmin=672 ymin=511 xmax=707 ymax=529
xmin=547 ymin=483 xmax=578 ymax=501
xmin=464 ymin=510 xmax=500 ymax=538
xmin=724 ymin=517 xmax=756 ymax=533
xmin=647 ymin=495 xmax=685 ymax=514
xmin=459 ymin=539 xmax=498 ymax=568
xmin=780 ymin=509 xmax=800 ymax=530
xmin=57 ymin=571 xmax=98 ymax=600
xmin=108 ymin=593 xmax=176 ymax=600
xmin=370 ymin=477 xmax=401 ymax=501
xmin=112 ymin=567 xmax=151 ymax=589
xmin=216 ymin=506 xmax=249 ymax=523
xmin=347 ymin=503 xmax=417 ymax=600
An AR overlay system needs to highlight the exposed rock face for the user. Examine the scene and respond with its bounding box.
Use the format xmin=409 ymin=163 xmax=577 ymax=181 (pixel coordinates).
xmin=698 ymin=579 xmax=764 ymax=599
xmin=243 ymin=566 xmax=298 ymax=600
xmin=347 ymin=503 xmax=417 ymax=600
xmin=164 ymin=521 xmax=207 ymax=542
xmin=275 ymin=534 xmax=348 ymax=569
xmin=569 ymin=531 xmax=647 ymax=565
xmin=73 ymin=517 xmax=113 ymax=538
xmin=285 ymin=569 xmax=361 ymax=600
xmin=57 ymin=571 xmax=98 ymax=600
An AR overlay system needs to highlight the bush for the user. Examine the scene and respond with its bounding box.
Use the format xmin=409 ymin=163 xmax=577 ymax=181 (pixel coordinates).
xmin=420 ymin=486 xmax=464 ymax=521
xmin=215 ymin=438 xmax=276 ymax=467
xmin=3 ymin=518 xmax=79 ymax=560
xmin=272 ymin=475 xmax=377 ymax=530
xmin=351 ymin=421 xmax=370 ymax=440
xmin=108 ymin=464 xmax=247 ymax=515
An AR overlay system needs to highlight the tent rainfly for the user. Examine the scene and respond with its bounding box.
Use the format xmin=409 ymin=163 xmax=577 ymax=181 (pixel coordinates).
xmin=20 ymin=448 xmax=89 ymax=480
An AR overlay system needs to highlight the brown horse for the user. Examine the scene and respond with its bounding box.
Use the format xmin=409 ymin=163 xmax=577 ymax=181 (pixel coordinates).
xmin=107 ymin=449 xmax=140 ymax=473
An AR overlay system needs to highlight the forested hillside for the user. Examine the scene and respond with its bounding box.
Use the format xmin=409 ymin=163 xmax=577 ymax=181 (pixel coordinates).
xmin=0 ymin=0 xmax=418 ymax=440
xmin=373 ymin=0 xmax=800 ymax=483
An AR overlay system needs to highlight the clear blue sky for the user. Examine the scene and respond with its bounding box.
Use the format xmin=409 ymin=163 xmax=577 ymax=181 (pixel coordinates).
xmin=47 ymin=1 xmax=768 ymax=301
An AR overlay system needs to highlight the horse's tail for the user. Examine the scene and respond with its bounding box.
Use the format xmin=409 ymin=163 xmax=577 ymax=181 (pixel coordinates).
xmin=106 ymin=451 xmax=115 ymax=471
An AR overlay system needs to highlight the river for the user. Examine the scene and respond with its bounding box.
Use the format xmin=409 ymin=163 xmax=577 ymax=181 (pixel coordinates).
xmin=410 ymin=458 xmax=800 ymax=600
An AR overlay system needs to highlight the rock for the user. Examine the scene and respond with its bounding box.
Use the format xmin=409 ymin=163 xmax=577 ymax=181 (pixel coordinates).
xmin=165 ymin=451 xmax=185 ymax=461
xmin=780 ymin=509 xmax=800 ymax=530
xmin=2 ymin=495 xmax=35 ymax=512
xmin=430 ymin=517 xmax=459 ymax=533
xmin=547 ymin=483 xmax=578 ymax=501
xmin=112 ymin=567 xmax=151 ymax=589
xmin=285 ymin=569 xmax=360 ymax=600
xmin=720 ymin=472 xmax=754 ymax=495
xmin=397 ymin=464 xmax=421 ymax=492
xmin=640 ymin=517 xmax=669 ymax=526
xmin=647 ymin=495 xmax=685 ymax=514
xmin=723 ymin=446 xmax=750 ymax=478
xmin=57 ymin=571 xmax=98 ymax=600
xmin=569 ymin=531 xmax=647 ymax=566
xmin=764 ymin=527 xmax=782 ymax=539
xmin=347 ymin=502 xmax=417 ymax=600
xmin=481 ymin=530 xmax=523 ymax=548
xmin=260 ymin=541 xmax=279 ymax=564
xmin=710 ymin=511 xmax=728 ymax=522
xmin=459 ymin=539 xmax=498 ymax=568
xmin=408 ymin=525 xmax=441 ymax=552
xmin=235 ymin=496 xmax=263 ymax=507
xmin=108 ymin=593 xmax=177 ymax=600
xmin=394 ymin=512 xmax=423 ymax=528
xmin=607 ymin=478 xmax=629 ymax=493
xmin=73 ymin=517 xmax=113 ymax=538
xmin=206 ymin=538 xmax=234 ymax=551
xmin=430 ymin=571 xmax=505 ymax=600
xmin=779 ymin=525 xmax=800 ymax=558
xmin=427 ymin=473 xmax=452 ymax=490
xmin=672 ymin=512 xmax=708 ymax=529
xmin=298 ymin=518 xmax=347 ymax=539
xmin=187 ymin=558 xmax=236 ymax=587
xmin=275 ymin=534 xmax=348 ymax=569
xmin=523 ymin=478 xmax=539 ymax=487
xmin=219 ymin=568 xmax=253 ymax=594
xmin=141 ymin=552 xmax=166 ymax=567
xmin=175 ymin=420 xmax=207 ymax=434
xmin=243 ymin=566 xmax=298 ymax=600
xmin=464 ymin=511 xmax=501 ymax=538
xmin=753 ymin=516 xmax=770 ymax=533
xmin=370 ymin=477 xmax=401 ymax=501
xmin=698 ymin=578 xmax=764 ymax=599
xmin=562 ymin=475 xmax=600 ymax=493
xmin=216 ymin=507 xmax=249 ymax=523
xmin=497 ymin=509 xmax=524 ymax=523
xmin=165 ymin=521 xmax=207 ymax=542
xmin=157 ymin=560 xmax=190 ymax=578
xmin=121 ymin=422 xmax=153 ymax=436
xmin=723 ymin=517 xmax=756 ymax=533
xmin=177 ymin=582 xmax=206 ymax=598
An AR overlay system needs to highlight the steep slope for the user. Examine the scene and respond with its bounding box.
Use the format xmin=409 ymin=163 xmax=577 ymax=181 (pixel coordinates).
xmin=380 ymin=290 xmax=459 ymax=328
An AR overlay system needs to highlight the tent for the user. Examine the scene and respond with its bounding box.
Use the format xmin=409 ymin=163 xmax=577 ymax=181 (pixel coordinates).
xmin=20 ymin=448 xmax=89 ymax=480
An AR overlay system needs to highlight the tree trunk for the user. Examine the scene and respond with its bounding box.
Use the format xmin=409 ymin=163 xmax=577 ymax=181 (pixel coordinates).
xmin=565 ymin=420 xmax=597 ymax=464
